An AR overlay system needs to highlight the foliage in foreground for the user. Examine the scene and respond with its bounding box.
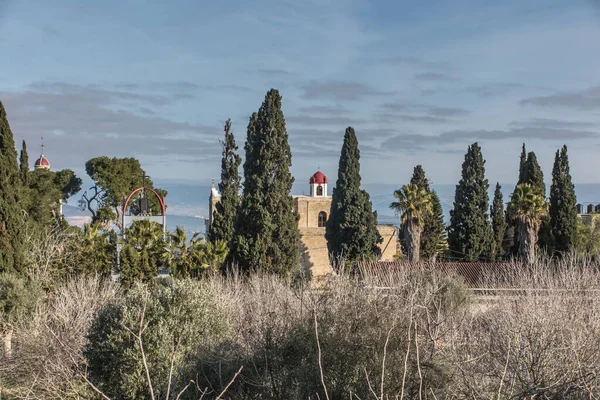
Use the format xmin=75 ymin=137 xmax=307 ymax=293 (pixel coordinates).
xmin=3 ymin=261 xmax=600 ymax=399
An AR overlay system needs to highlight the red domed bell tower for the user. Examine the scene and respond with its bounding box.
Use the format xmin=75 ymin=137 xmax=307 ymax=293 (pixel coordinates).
xmin=309 ymin=170 xmax=328 ymax=197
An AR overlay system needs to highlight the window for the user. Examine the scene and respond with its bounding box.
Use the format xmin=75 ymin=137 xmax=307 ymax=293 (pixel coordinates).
xmin=318 ymin=211 xmax=327 ymax=227
xmin=316 ymin=185 xmax=323 ymax=196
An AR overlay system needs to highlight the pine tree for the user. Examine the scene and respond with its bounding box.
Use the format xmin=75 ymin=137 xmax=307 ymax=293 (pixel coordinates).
xmin=208 ymin=119 xmax=241 ymax=246
xmin=233 ymin=89 xmax=299 ymax=274
xmin=409 ymin=165 xmax=447 ymax=261
xmin=0 ymin=101 xmax=24 ymax=273
xmin=448 ymin=143 xmax=493 ymax=261
xmin=19 ymin=140 xmax=29 ymax=184
xmin=490 ymin=182 xmax=507 ymax=260
xmin=549 ymin=145 xmax=578 ymax=255
xmin=326 ymin=127 xmax=382 ymax=266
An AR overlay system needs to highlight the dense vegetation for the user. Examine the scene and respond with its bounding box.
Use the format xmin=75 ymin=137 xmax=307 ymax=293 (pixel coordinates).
xmin=0 ymin=90 xmax=596 ymax=398
xmin=3 ymin=264 xmax=600 ymax=399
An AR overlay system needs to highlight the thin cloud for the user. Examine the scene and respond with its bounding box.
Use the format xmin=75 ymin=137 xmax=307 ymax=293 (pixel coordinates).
xmin=467 ymin=82 xmax=526 ymax=98
xmin=299 ymin=81 xmax=396 ymax=101
xmin=414 ymin=72 xmax=457 ymax=82
xmin=0 ymin=82 xmax=222 ymax=170
xmin=298 ymin=105 xmax=350 ymax=115
xmin=509 ymin=118 xmax=596 ymax=129
xmin=520 ymin=86 xmax=600 ymax=109
xmin=256 ymin=68 xmax=293 ymax=77
xmin=381 ymin=127 xmax=598 ymax=152
xmin=382 ymin=56 xmax=451 ymax=70
xmin=286 ymin=114 xmax=362 ymax=126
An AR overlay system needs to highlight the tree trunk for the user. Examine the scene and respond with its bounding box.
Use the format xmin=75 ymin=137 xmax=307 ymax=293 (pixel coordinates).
xmin=518 ymin=221 xmax=537 ymax=264
xmin=3 ymin=328 xmax=13 ymax=359
xmin=405 ymin=222 xmax=422 ymax=262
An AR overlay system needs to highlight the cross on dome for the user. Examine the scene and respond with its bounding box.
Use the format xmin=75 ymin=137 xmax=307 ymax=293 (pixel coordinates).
xmin=34 ymin=136 xmax=51 ymax=170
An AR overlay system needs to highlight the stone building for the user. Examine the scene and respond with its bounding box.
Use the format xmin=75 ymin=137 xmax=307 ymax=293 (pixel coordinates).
xmin=208 ymin=170 xmax=398 ymax=277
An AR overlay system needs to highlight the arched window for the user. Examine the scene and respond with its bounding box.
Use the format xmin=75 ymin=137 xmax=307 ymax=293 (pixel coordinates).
xmin=318 ymin=211 xmax=327 ymax=227
xmin=316 ymin=185 xmax=323 ymax=196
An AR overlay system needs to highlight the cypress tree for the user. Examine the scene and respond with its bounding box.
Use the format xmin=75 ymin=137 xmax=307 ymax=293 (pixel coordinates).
xmin=518 ymin=143 xmax=527 ymax=184
xmin=0 ymin=101 xmax=24 ymax=273
xmin=409 ymin=165 xmax=447 ymax=261
xmin=208 ymin=119 xmax=241 ymax=246
xmin=19 ymin=140 xmax=29 ymax=184
xmin=521 ymin=152 xmax=545 ymax=197
xmin=490 ymin=182 xmax=507 ymax=260
xmin=448 ymin=142 xmax=492 ymax=261
xmin=410 ymin=165 xmax=429 ymax=191
xmin=549 ymin=145 xmax=578 ymax=255
xmin=421 ymin=190 xmax=448 ymax=261
xmin=233 ymin=89 xmax=299 ymax=274
xmin=326 ymin=127 xmax=382 ymax=266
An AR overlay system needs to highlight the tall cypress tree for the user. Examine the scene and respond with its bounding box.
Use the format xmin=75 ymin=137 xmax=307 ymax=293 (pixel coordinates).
xmin=421 ymin=190 xmax=448 ymax=261
xmin=448 ymin=142 xmax=492 ymax=261
xmin=326 ymin=127 xmax=382 ymax=266
xmin=549 ymin=145 xmax=577 ymax=255
xmin=518 ymin=143 xmax=527 ymax=184
xmin=233 ymin=89 xmax=299 ymax=274
xmin=409 ymin=165 xmax=447 ymax=261
xmin=410 ymin=165 xmax=429 ymax=190
xmin=208 ymin=119 xmax=241 ymax=246
xmin=0 ymin=101 xmax=24 ymax=273
xmin=19 ymin=140 xmax=29 ymax=184
xmin=521 ymin=152 xmax=545 ymax=197
xmin=490 ymin=182 xmax=507 ymax=260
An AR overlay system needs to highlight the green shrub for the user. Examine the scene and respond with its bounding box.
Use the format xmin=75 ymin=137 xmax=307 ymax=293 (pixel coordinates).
xmin=85 ymin=278 xmax=230 ymax=399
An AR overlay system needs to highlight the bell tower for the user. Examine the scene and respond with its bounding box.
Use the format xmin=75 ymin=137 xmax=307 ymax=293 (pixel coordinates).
xmin=309 ymin=170 xmax=328 ymax=197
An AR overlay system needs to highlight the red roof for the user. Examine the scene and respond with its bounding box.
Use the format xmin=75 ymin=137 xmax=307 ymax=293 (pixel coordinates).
xmin=309 ymin=171 xmax=327 ymax=184
xmin=34 ymin=156 xmax=50 ymax=167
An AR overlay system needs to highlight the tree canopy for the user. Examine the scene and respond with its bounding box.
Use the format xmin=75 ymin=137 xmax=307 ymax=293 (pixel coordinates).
xmin=326 ymin=127 xmax=382 ymax=267
xmin=233 ymin=89 xmax=299 ymax=274
xmin=0 ymin=101 xmax=24 ymax=273
xmin=549 ymin=145 xmax=577 ymax=255
xmin=209 ymin=119 xmax=242 ymax=246
xmin=82 ymin=157 xmax=166 ymax=227
xmin=448 ymin=143 xmax=492 ymax=261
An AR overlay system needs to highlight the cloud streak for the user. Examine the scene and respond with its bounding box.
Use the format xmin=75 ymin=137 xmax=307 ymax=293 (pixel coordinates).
xmin=520 ymin=86 xmax=600 ymax=110
xmin=299 ymin=81 xmax=396 ymax=101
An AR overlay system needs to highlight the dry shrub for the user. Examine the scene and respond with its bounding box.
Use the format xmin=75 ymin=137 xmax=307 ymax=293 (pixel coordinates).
xmin=193 ymin=265 xmax=470 ymax=399
xmin=451 ymin=261 xmax=600 ymax=399
xmin=1 ymin=275 xmax=118 ymax=399
xmin=4 ymin=260 xmax=600 ymax=399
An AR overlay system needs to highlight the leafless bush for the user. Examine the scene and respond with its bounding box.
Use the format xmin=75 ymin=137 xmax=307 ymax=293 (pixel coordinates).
xmin=1 ymin=275 xmax=118 ymax=399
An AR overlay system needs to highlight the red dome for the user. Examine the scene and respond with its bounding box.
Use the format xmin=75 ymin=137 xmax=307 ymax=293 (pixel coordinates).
xmin=309 ymin=171 xmax=327 ymax=184
xmin=34 ymin=155 xmax=51 ymax=169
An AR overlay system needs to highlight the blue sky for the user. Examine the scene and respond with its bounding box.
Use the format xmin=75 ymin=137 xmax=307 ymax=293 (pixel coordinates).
xmin=1 ymin=0 xmax=600 ymax=187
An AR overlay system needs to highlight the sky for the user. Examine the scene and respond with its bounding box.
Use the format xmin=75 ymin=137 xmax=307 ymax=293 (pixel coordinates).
xmin=1 ymin=0 xmax=600 ymax=187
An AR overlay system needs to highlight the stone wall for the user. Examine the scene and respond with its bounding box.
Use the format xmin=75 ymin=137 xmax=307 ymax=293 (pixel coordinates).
xmin=378 ymin=225 xmax=398 ymax=261
xmin=299 ymin=227 xmax=333 ymax=278
xmin=294 ymin=196 xmax=331 ymax=228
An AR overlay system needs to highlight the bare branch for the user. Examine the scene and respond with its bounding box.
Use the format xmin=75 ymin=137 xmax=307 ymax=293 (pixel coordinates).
xmin=314 ymin=312 xmax=330 ymax=400
xmin=215 ymin=366 xmax=243 ymax=400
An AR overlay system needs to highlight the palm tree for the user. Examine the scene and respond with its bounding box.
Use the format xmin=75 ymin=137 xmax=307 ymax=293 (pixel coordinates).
xmin=508 ymin=184 xmax=548 ymax=264
xmin=163 ymin=227 xmax=204 ymax=278
xmin=199 ymin=240 xmax=229 ymax=273
xmin=390 ymin=183 xmax=432 ymax=261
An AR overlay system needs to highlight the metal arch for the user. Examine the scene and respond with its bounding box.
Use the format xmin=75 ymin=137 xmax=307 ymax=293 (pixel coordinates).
xmin=122 ymin=187 xmax=166 ymax=217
